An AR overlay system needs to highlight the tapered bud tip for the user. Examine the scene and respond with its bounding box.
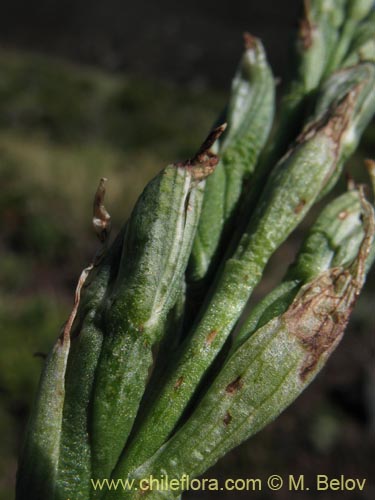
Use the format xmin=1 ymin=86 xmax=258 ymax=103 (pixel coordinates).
xmin=178 ymin=123 xmax=227 ymax=181
xmin=243 ymin=32 xmax=257 ymax=50
xmin=93 ymin=177 xmax=112 ymax=242
xmin=205 ymin=122 xmax=227 ymax=147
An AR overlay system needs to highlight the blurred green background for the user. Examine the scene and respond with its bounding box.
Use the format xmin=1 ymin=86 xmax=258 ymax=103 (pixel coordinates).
xmin=0 ymin=2 xmax=374 ymax=499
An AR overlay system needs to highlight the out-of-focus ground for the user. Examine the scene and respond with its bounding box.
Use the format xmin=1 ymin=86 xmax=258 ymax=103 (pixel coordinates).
xmin=0 ymin=2 xmax=374 ymax=499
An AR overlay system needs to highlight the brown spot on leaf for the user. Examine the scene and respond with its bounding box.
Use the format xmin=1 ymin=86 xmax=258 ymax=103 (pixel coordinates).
xmin=174 ymin=376 xmax=184 ymax=390
xmin=289 ymin=185 xmax=375 ymax=375
xmin=206 ymin=329 xmax=218 ymax=345
xmin=322 ymin=89 xmax=358 ymax=145
xmin=289 ymin=86 xmax=360 ymax=174
xmin=223 ymin=411 xmax=232 ymax=426
xmin=284 ymin=268 xmax=360 ymax=381
xmin=226 ymin=375 xmax=243 ymax=394
xmin=294 ymin=199 xmax=306 ymax=214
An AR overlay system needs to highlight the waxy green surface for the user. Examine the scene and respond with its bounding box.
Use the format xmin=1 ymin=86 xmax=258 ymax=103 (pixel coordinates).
xmin=189 ymin=36 xmax=275 ymax=283
xmin=116 ymin=190 xmax=374 ymax=500
xmin=91 ymin=152 xmax=220 ymax=480
xmin=16 ymin=4 xmax=375 ymax=499
xmin=112 ymin=67 xmax=375 ymax=480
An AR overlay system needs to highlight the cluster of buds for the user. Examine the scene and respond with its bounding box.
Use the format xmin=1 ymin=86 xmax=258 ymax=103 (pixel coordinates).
xmin=17 ymin=1 xmax=375 ymax=499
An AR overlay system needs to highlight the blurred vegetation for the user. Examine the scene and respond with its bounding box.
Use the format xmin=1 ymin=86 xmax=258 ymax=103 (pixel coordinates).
xmin=0 ymin=49 xmax=374 ymax=500
xmin=0 ymin=49 xmax=223 ymax=500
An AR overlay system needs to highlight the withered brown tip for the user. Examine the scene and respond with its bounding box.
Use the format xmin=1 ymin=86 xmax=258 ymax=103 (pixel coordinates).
xmin=195 ymin=123 xmax=227 ymax=159
xmin=93 ymin=177 xmax=111 ymax=242
xmin=177 ymin=123 xmax=227 ymax=181
xmin=243 ymin=32 xmax=256 ymax=50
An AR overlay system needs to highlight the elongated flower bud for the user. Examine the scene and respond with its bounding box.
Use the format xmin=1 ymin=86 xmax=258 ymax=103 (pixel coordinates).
xmin=188 ymin=34 xmax=275 ymax=283
xmin=57 ymin=198 xmax=124 ymax=500
xmin=234 ymin=187 xmax=369 ymax=349
xmin=324 ymin=0 xmax=374 ymax=74
xmin=90 ymin=127 xmax=223 ymax=480
xmin=16 ymin=333 xmax=70 ymax=500
xmin=121 ymin=189 xmax=374 ymax=500
xmin=112 ymin=63 xmax=375 ymax=479
xmin=342 ymin=12 xmax=375 ymax=67
xmin=17 ymin=179 xmax=119 ymax=500
xmin=313 ymin=62 xmax=375 ymax=197
xmin=263 ymin=0 xmax=346 ymax=166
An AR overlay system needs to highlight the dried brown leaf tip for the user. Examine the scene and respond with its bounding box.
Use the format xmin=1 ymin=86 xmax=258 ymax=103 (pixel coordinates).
xmin=285 ymin=188 xmax=375 ymax=381
xmin=60 ymin=264 xmax=93 ymax=344
xmin=322 ymin=89 xmax=358 ymax=144
xmin=243 ymin=32 xmax=256 ymax=50
xmin=93 ymin=177 xmax=112 ymax=243
xmin=178 ymin=123 xmax=227 ymax=181
xmin=294 ymin=87 xmax=358 ymax=161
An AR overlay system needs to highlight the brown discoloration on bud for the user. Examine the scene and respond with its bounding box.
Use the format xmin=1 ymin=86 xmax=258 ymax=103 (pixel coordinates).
xmin=60 ymin=264 xmax=93 ymax=343
xmin=287 ymin=86 xmax=359 ymax=176
xmin=223 ymin=411 xmax=232 ymax=426
xmin=225 ymin=375 xmax=243 ymax=394
xmin=174 ymin=376 xmax=184 ymax=390
xmin=303 ymin=88 xmax=356 ymax=153
xmin=206 ymin=329 xmax=218 ymax=346
xmin=285 ymin=268 xmax=355 ymax=380
xmin=285 ymin=187 xmax=374 ymax=381
xmin=176 ymin=124 xmax=227 ymax=181
xmin=322 ymin=89 xmax=358 ymax=145
xmin=243 ymin=32 xmax=256 ymax=51
xmin=294 ymin=199 xmax=306 ymax=214
xmin=93 ymin=177 xmax=111 ymax=243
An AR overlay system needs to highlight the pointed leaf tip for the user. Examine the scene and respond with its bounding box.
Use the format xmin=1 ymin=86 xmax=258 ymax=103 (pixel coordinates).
xmin=243 ymin=32 xmax=257 ymax=50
